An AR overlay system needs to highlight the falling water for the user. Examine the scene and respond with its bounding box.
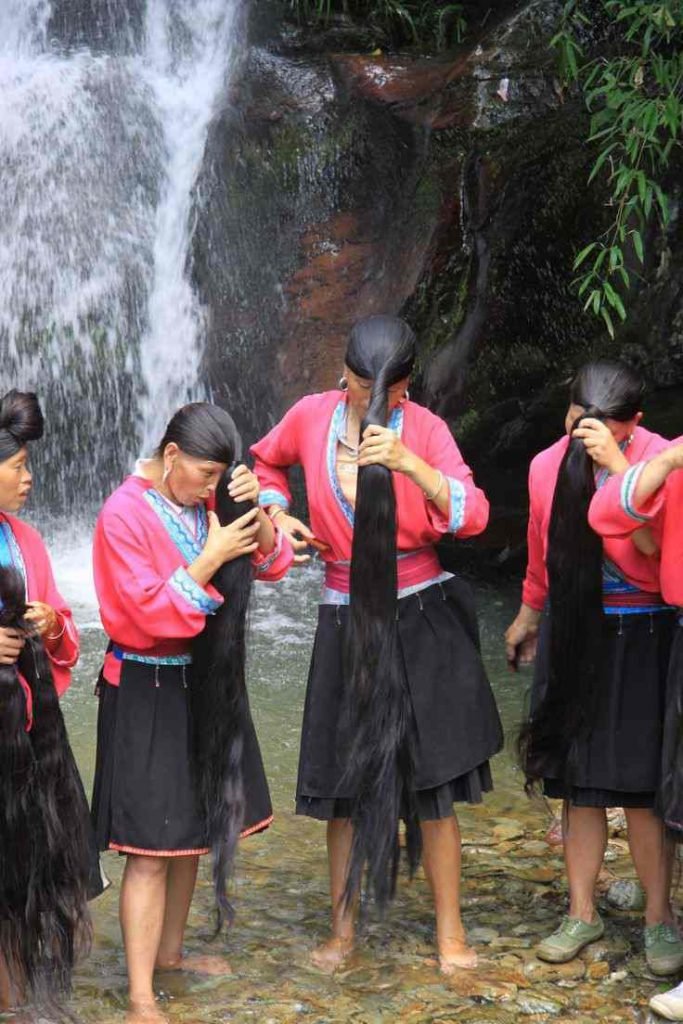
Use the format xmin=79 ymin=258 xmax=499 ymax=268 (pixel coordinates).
xmin=0 ymin=0 xmax=243 ymax=509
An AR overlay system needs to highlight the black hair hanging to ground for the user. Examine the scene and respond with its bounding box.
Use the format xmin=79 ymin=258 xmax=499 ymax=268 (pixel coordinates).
xmin=0 ymin=565 xmax=91 ymax=1008
xmin=519 ymin=360 xmax=645 ymax=792
xmin=190 ymin=453 xmax=254 ymax=934
xmin=341 ymin=314 xmax=421 ymax=910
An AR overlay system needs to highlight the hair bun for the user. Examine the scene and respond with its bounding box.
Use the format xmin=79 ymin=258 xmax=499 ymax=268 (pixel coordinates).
xmin=0 ymin=390 xmax=44 ymax=446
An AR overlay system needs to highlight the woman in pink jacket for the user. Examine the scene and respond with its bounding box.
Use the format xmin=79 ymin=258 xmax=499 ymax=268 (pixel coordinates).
xmin=252 ymin=315 xmax=503 ymax=973
xmin=505 ymin=361 xmax=682 ymax=976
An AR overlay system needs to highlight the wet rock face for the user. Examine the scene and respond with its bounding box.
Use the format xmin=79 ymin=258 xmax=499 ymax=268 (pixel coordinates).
xmin=48 ymin=0 xmax=144 ymax=53
xmin=194 ymin=0 xmax=683 ymax=540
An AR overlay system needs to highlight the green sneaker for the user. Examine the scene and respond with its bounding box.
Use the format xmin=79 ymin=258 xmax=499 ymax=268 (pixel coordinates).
xmin=536 ymin=914 xmax=605 ymax=963
xmin=645 ymin=923 xmax=683 ymax=976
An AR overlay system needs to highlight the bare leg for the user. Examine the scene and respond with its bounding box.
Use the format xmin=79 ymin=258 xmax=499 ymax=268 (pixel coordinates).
xmin=624 ymin=807 xmax=674 ymax=926
xmin=421 ymin=815 xmax=477 ymax=971
xmin=120 ymin=855 xmax=169 ymax=1022
xmin=565 ymin=804 xmax=607 ymax=923
xmin=0 ymin=954 xmax=16 ymax=1010
xmin=155 ymin=856 xmax=230 ymax=976
xmin=311 ymin=818 xmax=356 ymax=969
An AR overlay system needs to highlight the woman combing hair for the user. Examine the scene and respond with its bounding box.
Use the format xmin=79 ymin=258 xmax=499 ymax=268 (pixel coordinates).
xmin=0 ymin=389 xmax=94 ymax=1009
xmin=90 ymin=402 xmax=292 ymax=1024
xmin=506 ymin=361 xmax=682 ymax=974
xmin=252 ymin=314 xmax=503 ymax=973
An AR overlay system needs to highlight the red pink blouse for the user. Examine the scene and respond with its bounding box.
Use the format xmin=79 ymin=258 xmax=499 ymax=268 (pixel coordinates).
xmin=589 ymin=436 xmax=683 ymax=608
xmin=93 ymin=475 xmax=293 ymax=685
xmin=522 ymin=426 xmax=669 ymax=613
xmin=0 ymin=512 xmax=79 ymax=696
xmin=251 ymin=391 xmax=489 ymax=593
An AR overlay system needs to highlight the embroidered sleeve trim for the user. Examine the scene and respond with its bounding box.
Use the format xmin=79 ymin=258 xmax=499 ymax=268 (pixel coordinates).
xmin=447 ymin=477 xmax=467 ymax=533
xmin=168 ymin=566 xmax=221 ymax=615
xmin=258 ymin=489 xmax=289 ymax=510
xmin=255 ymin=525 xmax=284 ymax=574
xmin=620 ymin=462 xmax=650 ymax=523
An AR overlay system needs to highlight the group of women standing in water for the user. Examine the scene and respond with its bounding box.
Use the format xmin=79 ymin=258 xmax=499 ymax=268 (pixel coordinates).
xmin=1 ymin=314 xmax=683 ymax=1022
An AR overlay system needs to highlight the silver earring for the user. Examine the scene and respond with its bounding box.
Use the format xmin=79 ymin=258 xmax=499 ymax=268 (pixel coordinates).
xmin=162 ymin=464 xmax=171 ymax=483
xmin=403 ymin=389 xmax=410 ymax=402
xmin=338 ymin=376 xmax=348 ymax=391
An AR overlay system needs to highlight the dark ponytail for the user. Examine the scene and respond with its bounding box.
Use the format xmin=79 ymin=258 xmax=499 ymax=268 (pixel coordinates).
xmin=521 ymin=361 xmax=644 ymax=790
xmin=176 ymin=404 xmax=254 ymax=931
xmin=0 ymin=566 xmax=91 ymax=1003
xmin=0 ymin=390 xmax=44 ymax=463
xmin=340 ymin=315 xmax=418 ymax=909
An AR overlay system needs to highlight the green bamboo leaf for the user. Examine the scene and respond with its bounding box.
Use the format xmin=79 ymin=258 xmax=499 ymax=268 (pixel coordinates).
xmin=631 ymin=229 xmax=644 ymax=264
xmin=574 ymin=242 xmax=598 ymax=268
xmin=601 ymin=305 xmax=616 ymax=338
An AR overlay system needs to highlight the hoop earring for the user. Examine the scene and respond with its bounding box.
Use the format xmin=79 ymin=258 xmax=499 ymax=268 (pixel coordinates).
xmin=338 ymin=377 xmax=348 ymax=391
xmin=402 ymin=389 xmax=410 ymax=403
xmin=162 ymin=464 xmax=171 ymax=484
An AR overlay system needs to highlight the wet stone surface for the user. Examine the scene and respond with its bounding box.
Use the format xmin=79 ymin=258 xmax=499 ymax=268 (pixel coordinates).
xmin=30 ymin=569 xmax=677 ymax=1023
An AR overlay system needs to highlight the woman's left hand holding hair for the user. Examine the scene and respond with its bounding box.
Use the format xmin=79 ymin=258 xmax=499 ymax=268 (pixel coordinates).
xmin=25 ymin=601 xmax=60 ymax=639
xmin=227 ymin=464 xmax=260 ymax=504
xmin=226 ymin=464 xmax=278 ymax=556
xmin=358 ymin=424 xmax=450 ymax=517
xmin=572 ymin=418 xmax=629 ymax=475
xmin=358 ymin=425 xmax=413 ymax=473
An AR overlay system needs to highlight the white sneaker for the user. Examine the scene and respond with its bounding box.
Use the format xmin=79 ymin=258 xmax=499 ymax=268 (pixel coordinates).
xmin=650 ymin=982 xmax=683 ymax=1021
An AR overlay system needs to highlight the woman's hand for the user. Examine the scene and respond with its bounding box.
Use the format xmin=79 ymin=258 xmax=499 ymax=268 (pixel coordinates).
xmin=272 ymin=512 xmax=314 ymax=565
xmin=0 ymin=626 xmax=25 ymax=665
xmin=227 ymin=464 xmax=259 ymax=505
xmin=204 ymin=507 xmax=261 ymax=566
xmin=25 ymin=601 xmax=59 ymax=638
xmin=572 ymin=418 xmax=629 ymax=475
xmin=504 ymin=605 xmax=542 ymax=671
xmin=358 ymin=425 xmax=414 ymax=473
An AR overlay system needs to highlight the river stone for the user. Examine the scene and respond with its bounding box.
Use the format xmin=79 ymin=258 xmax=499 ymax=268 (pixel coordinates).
xmin=606 ymin=879 xmax=646 ymax=911
xmin=514 ymin=994 xmax=566 ymax=1015
xmin=469 ymin=927 xmax=499 ymax=944
xmin=523 ymin=957 xmax=587 ymax=982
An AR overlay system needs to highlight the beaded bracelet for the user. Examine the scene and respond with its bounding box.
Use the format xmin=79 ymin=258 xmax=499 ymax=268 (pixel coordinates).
xmin=423 ymin=470 xmax=444 ymax=503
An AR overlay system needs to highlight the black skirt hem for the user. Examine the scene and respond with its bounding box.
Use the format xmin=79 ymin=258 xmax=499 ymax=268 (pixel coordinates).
xmin=296 ymin=762 xmax=493 ymax=822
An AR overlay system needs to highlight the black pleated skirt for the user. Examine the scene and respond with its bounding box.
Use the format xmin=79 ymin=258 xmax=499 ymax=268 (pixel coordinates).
xmin=656 ymin=621 xmax=683 ymax=832
xmin=532 ymin=609 xmax=675 ymax=808
xmin=91 ymin=660 xmax=273 ymax=855
xmin=296 ymin=576 xmax=503 ymax=821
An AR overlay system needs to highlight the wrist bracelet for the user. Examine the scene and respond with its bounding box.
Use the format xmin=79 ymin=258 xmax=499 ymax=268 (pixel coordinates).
xmin=423 ymin=470 xmax=444 ymax=503
xmin=45 ymin=616 xmax=66 ymax=643
xmin=268 ymin=506 xmax=287 ymax=521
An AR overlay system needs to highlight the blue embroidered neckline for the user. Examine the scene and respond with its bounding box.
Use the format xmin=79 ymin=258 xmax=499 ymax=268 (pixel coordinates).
xmin=143 ymin=489 xmax=208 ymax=564
xmin=326 ymin=401 xmax=404 ymax=527
xmin=0 ymin=520 xmax=27 ymax=588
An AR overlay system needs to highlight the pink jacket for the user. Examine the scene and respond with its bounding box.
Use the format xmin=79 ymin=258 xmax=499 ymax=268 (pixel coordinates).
xmin=251 ymin=391 xmax=489 ymax=590
xmin=522 ymin=426 xmax=669 ymax=611
xmin=94 ymin=475 xmax=293 ymax=685
xmin=589 ymin=436 xmax=683 ymax=607
xmin=1 ymin=513 xmax=79 ymax=696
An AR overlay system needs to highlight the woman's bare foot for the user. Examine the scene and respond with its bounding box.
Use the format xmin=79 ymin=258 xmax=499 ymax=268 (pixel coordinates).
xmin=544 ymin=817 xmax=563 ymax=846
xmin=126 ymin=999 xmax=170 ymax=1024
xmin=439 ymin=937 xmax=478 ymax=973
xmin=310 ymin=936 xmax=354 ymax=971
xmin=155 ymin=953 xmax=232 ymax=976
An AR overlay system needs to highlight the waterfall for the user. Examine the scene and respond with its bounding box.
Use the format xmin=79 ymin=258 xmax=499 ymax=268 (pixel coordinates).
xmin=0 ymin=0 xmax=243 ymax=509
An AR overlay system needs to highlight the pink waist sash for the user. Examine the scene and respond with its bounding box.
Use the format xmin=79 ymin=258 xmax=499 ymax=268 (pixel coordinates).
xmin=324 ymin=547 xmax=442 ymax=594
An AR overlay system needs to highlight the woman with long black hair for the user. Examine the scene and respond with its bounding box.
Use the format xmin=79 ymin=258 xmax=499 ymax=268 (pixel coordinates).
xmin=251 ymin=314 xmax=503 ymax=972
xmin=91 ymin=402 xmax=292 ymax=1024
xmin=0 ymin=389 xmax=93 ymax=1008
xmin=505 ymin=362 xmax=683 ymax=973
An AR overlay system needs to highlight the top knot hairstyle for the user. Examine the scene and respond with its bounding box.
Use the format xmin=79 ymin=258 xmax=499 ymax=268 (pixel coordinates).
xmin=0 ymin=565 xmax=91 ymax=1004
xmin=164 ymin=403 xmax=253 ymax=932
xmin=0 ymin=390 xmax=44 ymax=463
xmin=341 ymin=314 xmax=419 ymax=909
xmin=521 ymin=360 xmax=644 ymax=791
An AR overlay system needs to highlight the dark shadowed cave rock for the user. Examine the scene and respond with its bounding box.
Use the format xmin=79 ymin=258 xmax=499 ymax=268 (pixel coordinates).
xmin=192 ymin=0 xmax=683 ymax=566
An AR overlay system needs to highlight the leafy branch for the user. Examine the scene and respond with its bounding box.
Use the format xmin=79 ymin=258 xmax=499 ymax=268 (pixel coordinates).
xmin=552 ymin=1 xmax=683 ymax=337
